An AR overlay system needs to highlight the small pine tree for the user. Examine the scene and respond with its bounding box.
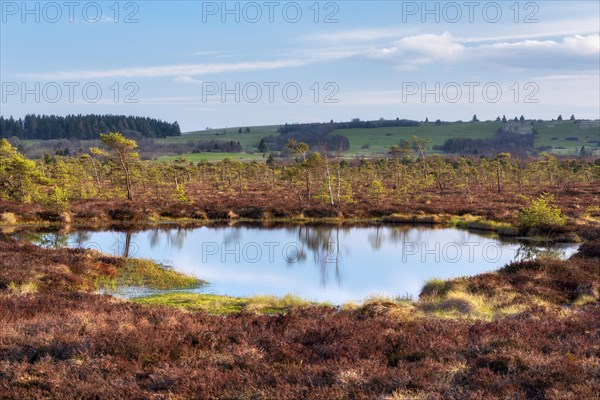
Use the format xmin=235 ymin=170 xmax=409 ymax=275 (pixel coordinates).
xmin=502 ymin=115 xmax=507 ymax=123
xmin=172 ymin=184 xmax=191 ymax=204
xmin=517 ymin=193 xmax=566 ymax=229
xmin=44 ymin=186 xmax=70 ymax=212
xmin=369 ymin=179 xmax=386 ymax=205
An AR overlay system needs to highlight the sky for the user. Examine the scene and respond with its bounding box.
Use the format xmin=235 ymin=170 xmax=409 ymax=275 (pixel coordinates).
xmin=1 ymin=0 xmax=599 ymax=132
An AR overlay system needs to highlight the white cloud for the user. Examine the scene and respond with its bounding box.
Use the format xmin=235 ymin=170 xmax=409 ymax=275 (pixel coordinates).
xmin=361 ymin=33 xmax=599 ymax=70
xmin=563 ymin=34 xmax=600 ymax=54
xmin=303 ymin=28 xmax=414 ymax=43
xmin=174 ymin=76 xmax=203 ymax=85
xmin=531 ymin=73 xmax=600 ymax=81
xmin=366 ymin=32 xmax=465 ymax=67
xmin=22 ymin=59 xmax=311 ymax=80
xmin=479 ymin=34 xmax=599 ymax=55
xmin=467 ymin=34 xmax=600 ymax=70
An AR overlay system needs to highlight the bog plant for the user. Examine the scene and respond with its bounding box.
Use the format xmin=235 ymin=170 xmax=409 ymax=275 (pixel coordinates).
xmin=43 ymin=186 xmax=70 ymax=212
xmin=172 ymin=184 xmax=191 ymax=204
xmin=517 ymin=193 xmax=567 ymax=229
xmin=369 ymin=179 xmax=386 ymax=205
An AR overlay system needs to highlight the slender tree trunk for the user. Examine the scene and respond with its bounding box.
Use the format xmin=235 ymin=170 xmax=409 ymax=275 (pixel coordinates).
xmin=324 ymin=160 xmax=334 ymax=206
xmin=120 ymin=157 xmax=133 ymax=201
xmin=337 ymin=167 xmax=341 ymax=203
xmin=496 ymin=164 xmax=501 ymax=193
xmin=89 ymin=156 xmax=102 ymax=188
xmin=305 ymin=169 xmax=311 ymax=200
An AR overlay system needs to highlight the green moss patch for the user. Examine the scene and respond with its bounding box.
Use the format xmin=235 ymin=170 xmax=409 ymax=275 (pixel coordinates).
xmin=133 ymin=293 xmax=329 ymax=315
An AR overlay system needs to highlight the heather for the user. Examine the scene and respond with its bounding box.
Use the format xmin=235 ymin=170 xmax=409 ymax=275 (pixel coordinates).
xmin=0 ymin=235 xmax=599 ymax=398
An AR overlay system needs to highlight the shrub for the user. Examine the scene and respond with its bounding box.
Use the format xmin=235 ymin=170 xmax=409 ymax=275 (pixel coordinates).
xmin=517 ymin=193 xmax=567 ymax=229
xmin=369 ymin=179 xmax=386 ymax=204
xmin=43 ymin=186 xmax=70 ymax=212
xmin=171 ymin=184 xmax=191 ymax=204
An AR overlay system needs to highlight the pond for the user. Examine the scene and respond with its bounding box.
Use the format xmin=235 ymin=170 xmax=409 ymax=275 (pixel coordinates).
xmin=23 ymin=224 xmax=579 ymax=304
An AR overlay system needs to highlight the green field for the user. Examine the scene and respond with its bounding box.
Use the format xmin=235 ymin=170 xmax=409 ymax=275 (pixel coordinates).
xmin=156 ymin=152 xmax=267 ymax=162
xmin=169 ymin=120 xmax=598 ymax=159
xmin=157 ymin=125 xmax=279 ymax=148
xmin=19 ymin=120 xmax=600 ymax=161
xmin=530 ymin=120 xmax=600 ymax=155
xmin=333 ymin=121 xmax=503 ymax=156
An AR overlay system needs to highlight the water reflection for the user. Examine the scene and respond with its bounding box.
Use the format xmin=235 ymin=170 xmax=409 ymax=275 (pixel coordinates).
xmin=20 ymin=225 xmax=579 ymax=303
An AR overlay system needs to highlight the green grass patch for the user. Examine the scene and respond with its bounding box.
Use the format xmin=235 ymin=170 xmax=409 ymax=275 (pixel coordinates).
xmin=133 ymin=293 xmax=329 ymax=315
xmin=96 ymin=259 xmax=204 ymax=292
xmin=533 ymin=120 xmax=600 ymax=154
xmin=415 ymin=276 xmax=535 ymax=320
xmin=333 ymin=121 xmax=503 ymax=157
xmin=156 ymin=152 xmax=266 ymax=162
xmin=573 ymin=295 xmax=598 ymax=307
xmin=8 ymin=280 xmax=39 ymax=295
xmin=420 ymin=278 xmax=456 ymax=298
xmin=417 ymin=290 xmax=496 ymax=320
xmin=157 ymin=120 xmax=600 ymax=161
xmin=158 ymin=125 xmax=279 ymax=148
xmin=447 ymin=215 xmax=518 ymax=235
xmin=383 ymin=214 xmax=442 ymax=224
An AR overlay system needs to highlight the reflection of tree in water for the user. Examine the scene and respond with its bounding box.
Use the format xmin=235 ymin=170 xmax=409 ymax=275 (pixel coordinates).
xmin=388 ymin=226 xmax=414 ymax=243
xmin=27 ymin=231 xmax=70 ymax=249
xmin=296 ymin=226 xmax=347 ymax=287
xmin=293 ymin=225 xmax=423 ymax=288
xmin=108 ymin=231 xmax=138 ymax=258
xmin=123 ymin=231 xmax=134 ymax=257
xmin=72 ymin=231 xmax=91 ymax=248
xmin=222 ymin=228 xmax=241 ymax=245
xmin=368 ymin=226 xmax=384 ymax=250
xmin=514 ymin=243 xmax=563 ymax=261
xmin=146 ymin=227 xmax=190 ymax=254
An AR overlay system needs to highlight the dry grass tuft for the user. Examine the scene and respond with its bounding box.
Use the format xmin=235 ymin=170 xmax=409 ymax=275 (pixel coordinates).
xmin=0 ymin=212 xmax=17 ymax=225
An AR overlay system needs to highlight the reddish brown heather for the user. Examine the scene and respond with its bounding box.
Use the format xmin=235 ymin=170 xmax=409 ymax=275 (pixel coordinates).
xmin=0 ymin=182 xmax=598 ymax=225
xmin=0 ymin=237 xmax=598 ymax=399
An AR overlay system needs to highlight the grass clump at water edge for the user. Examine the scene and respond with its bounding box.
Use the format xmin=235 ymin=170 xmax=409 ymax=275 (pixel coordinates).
xmin=95 ymin=258 xmax=204 ymax=292
xmin=133 ymin=293 xmax=330 ymax=315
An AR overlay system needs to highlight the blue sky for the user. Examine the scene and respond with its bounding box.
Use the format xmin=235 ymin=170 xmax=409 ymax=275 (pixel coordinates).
xmin=1 ymin=0 xmax=599 ymax=131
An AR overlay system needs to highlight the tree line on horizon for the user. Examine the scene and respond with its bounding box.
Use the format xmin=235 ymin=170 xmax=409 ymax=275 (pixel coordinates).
xmin=0 ymin=114 xmax=181 ymax=140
